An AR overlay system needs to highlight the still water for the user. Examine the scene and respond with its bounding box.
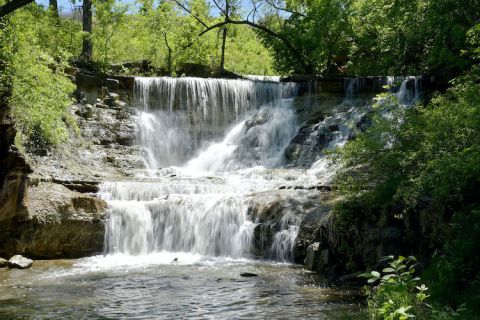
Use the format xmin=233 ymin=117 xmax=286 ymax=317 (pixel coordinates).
xmin=0 ymin=255 xmax=364 ymax=319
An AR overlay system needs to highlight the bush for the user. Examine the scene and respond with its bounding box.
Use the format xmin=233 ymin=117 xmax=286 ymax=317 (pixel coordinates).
xmin=361 ymin=256 xmax=469 ymax=320
xmin=0 ymin=6 xmax=76 ymax=148
xmin=361 ymin=256 xmax=430 ymax=320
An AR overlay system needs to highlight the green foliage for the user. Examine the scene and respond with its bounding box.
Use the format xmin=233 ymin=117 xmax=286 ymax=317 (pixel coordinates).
xmin=337 ymin=24 xmax=480 ymax=319
xmin=258 ymin=0 xmax=479 ymax=77
xmin=361 ymin=256 xmax=468 ymax=320
xmin=423 ymin=207 xmax=480 ymax=318
xmin=259 ymin=0 xmax=352 ymax=75
xmin=0 ymin=5 xmax=76 ymax=147
xmin=93 ymin=0 xmax=128 ymax=64
xmin=336 ymin=67 xmax=480 ymax=213
xmin=360 ymin=256 xmax=430 ymax=320
xmin=89 ymin=0 xmax=274 ymax=75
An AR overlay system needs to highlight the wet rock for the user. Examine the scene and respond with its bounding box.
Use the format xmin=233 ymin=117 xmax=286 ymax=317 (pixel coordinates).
xmin=245 ymin=110 xmax=270 ymax=129
xmin=304 ymin=243 xmax=330 ymax=272
xmin=240 ymin=272 xmax=258 ymax=277
xmin=95 ymin=102 xmax=109 ymax=109
xmin=76 ymin=73 xmax=103 ymax=87
xmin=0 ymin=115 xmax=32 ymax=225
xmin=248 ymin=190 xmax=320 ymax=258
xmin=111 ymin=100 xmax=127 ymax=110
xmin=81 ymin=104 xmax=95 ymax=119
xmin=0 ymin=258 xmax=7 ymax=268
xmin=328 ymin=124 xmax=339 ymax=132
xmin=7 ymin=255 xmax=33 ymax=269
xmin=304 ymin=242 xmax=320 ymax=270
xmin=112 ymin=100 xmax=127 ymax=110
xmin=293 ymin=205 xmax=332 ymax=263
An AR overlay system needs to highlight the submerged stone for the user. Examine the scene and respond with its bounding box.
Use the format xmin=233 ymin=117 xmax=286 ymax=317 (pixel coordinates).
xmin=240 ymin=272 xmax=258 ymax=277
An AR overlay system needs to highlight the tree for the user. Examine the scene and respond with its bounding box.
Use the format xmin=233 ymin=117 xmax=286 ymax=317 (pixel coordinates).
xmin=0 ymin=0 xmax=34 ymax=19
xmin=81 ymin=0 xmax=93 ymax=61
xmin=49 ymin=0 xmax=58 ymax=18
xmin=171 ymin=0 xmax=313 ymax=73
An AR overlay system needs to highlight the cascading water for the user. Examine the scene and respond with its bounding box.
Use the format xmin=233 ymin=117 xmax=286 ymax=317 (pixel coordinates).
xmin=134 ymin=77 xmax=297 ymax=168
xmin=101 ymin=75 xmax=422 ymax=263
xmin=102 ymin=76 xmax=302 ymax=262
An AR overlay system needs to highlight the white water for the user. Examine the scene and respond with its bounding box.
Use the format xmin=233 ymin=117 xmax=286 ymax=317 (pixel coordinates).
xmin=100 ymin=75 xmax=422 ymax=265
xmin=134 ymin=77 xmax=297 ymax=168
xmin=101 ymin=77 xmax=306 ymax=263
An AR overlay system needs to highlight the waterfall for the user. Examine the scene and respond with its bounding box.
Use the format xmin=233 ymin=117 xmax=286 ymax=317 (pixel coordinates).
xmin=134 ymin=77 xmax=298 ymax=168
xmin=101 ymin=75 xmax=422 ymax=263
xmin=101 ymin=76 xmax=302 ymax=262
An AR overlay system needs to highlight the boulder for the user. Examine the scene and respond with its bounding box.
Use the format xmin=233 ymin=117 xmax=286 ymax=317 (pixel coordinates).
xmin=7 ymin=255 xmax=33 ymax=269
xmin=104 ymin=92 xmax=119 ymax=104
xmin=76 ymin=73 xmax=103 ymax=87
xmin=293 ymin=205 xmax=332 ymax=263
xmin=304 ymin=242 xmax=320 ymax=270
xmin=304 ymin=243 xmax=330 ymax=273
xmin=112 ymin=100 xmax=127 ymax=110
xmin=245 ymin=110 xmax=270 ymax=129
xmin=0 ymin=257 xmax=7 ymax=268
xmin=76 ymin=104 xmax=95 ymax=119
xmin=105 ymin=78 xmax=120 ymax=90
xmin=0 ymin=182 xmax=107 ymax=259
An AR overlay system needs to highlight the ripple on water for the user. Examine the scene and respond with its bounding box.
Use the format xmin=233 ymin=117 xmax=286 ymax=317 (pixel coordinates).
xmin=0 ymin=255 xmax=364 ymax=319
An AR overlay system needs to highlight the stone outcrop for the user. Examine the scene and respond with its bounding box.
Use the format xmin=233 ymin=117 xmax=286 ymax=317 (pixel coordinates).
xmin=0 ymin=116 xmax=32 ymax=225
xmin=0 ymin=71 xmax=142 ymax=260
xmin=7 ymin=255 xmax=33 ymax=269
xmin=247 ymin=190 xmax=332 ymax=259
xmin=0 ymin=182 xmax=107 ymax=259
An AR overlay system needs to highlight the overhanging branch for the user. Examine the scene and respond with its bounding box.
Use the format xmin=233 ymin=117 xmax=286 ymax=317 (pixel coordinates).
xmin=0 ymin=0 xmax=34 ymax=18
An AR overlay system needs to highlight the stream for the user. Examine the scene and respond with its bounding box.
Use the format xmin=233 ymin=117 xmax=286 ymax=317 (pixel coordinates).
xmin=0 ymin=75 xmax=421 ymax=319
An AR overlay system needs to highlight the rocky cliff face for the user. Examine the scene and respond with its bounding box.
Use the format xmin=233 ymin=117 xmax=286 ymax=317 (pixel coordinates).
xmin=1 ymin=182 xmax=107 ymax=258
xmin=0 ymin=71 xmax=142 ymax=260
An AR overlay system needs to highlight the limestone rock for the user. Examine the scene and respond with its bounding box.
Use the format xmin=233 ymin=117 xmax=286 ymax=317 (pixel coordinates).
xmin=305 ymin=242 xmax=320 ymax=270
xmin=245 ymin=110 xmax=270 ymax=129
xmin=104 ymin=92 xmax=120 ymax=107
xmin=293 ymin=205 xmax=332 ymax=263
xmin=105 ymin=78 xmax=120 ymax=90
xmin=112 ymin=100 xmax=127 ymax=110
xmin=0 ymin=182 xmax=107 ymax=259
xmin=7 ymin=255 xmax=33 ymax=269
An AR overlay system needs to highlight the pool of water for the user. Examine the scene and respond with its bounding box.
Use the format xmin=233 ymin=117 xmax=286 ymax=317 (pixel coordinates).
xmin=0 ymin=254 xmax=364 ymax=319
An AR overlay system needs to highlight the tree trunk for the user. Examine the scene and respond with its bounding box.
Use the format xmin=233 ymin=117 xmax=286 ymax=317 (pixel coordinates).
xmin=163 ymin=32 xmax=172 ymax=75
xmin=0 ymin=0 xmax=34 ymax=19
xmin=49 ymin=0 xmax=59 ymax=18
xmin=220 ymin=27 xmax=227 ymax=72
xmin=81 ymin=0 xmax=93 ymax=61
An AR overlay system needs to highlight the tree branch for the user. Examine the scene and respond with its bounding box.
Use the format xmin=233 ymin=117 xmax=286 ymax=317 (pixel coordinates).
xmin=0 ymin=0 xmax=34 ymax=18
xmin=186 ymin=18 xmax=312 ymax=72
xmin=170 ymin=0 xmax=209 ymax=28
xmin=263 ymin=0 xmax=307 ymax=18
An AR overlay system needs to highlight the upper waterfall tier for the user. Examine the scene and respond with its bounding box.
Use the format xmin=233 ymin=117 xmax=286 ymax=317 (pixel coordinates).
xmin=134 ymin=76 xmax=298 ymax=117
xmin=133 ymin=77 xmax=299 ymax=168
